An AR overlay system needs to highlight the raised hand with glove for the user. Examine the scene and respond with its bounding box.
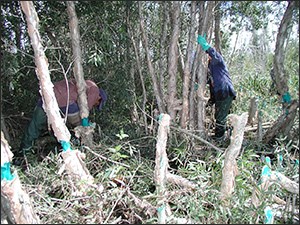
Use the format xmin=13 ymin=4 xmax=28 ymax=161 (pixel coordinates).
xmin=197 ymin=34 xmax=211 ymax=51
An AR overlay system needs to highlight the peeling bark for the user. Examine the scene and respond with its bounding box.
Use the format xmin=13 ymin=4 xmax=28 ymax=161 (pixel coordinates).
xmin=252 ymin=166 xmax=299 ymax=208
xmin=126 ymin=189 xmax=156 ymax=217
xmin=154 ymin=114 xmax=171 ymax=224
xmin=220 ymin=112 xmax=248 ymax=202
xmin=166 ymin=172 xmax=197 ymax=190
xmin=20 ymin=1 xmax=71 ymax=143
xmin=74 ymin=125 xmax=95 ymax=147
xmin=1 ymin=131 xmax=40 ymax=224
xmin=59 ymin=150 xmax=97 ymax=196
xmin=21 ymin=1 xmax=97 ymax=197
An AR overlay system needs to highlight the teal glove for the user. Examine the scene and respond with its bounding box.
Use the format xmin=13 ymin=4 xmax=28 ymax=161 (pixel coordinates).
xmin=197 ymin=35 xmax=210 ymax=51
xmin=81 ymin=117 xmax=89 ymax=127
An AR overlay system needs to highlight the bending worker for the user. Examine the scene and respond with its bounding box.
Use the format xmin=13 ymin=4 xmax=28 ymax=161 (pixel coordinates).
xmin=17 ymin=78 xmax=107 ymax=158
xmin=197 ymin=34 xmax=236 ymax=141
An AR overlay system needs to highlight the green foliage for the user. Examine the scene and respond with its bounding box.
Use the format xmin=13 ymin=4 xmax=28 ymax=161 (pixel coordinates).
xmin=221 ymin=1 xmax=273 ymax=33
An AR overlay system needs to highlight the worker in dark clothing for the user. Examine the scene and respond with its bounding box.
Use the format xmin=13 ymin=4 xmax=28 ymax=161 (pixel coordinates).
xmin=197 ymin=34 xmax=236 ymax=140
xmin=16 ymin=79 xmax=107 ymax=161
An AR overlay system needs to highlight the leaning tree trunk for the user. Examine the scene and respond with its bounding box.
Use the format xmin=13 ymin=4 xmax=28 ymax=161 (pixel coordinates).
xmin=21 ymin=1 xmax=97 ymax=197
xmin=20 ymin=1 xmax=71 ymax=145
xmin=273 ymin=1 xmax=296 ymax=104
xmin=166 ymin=1 xmax=181 ymax=121
xmin=266 ymin=1 xmax=299 ymax=142
xmin=263 ymin=100 xmax=299 ymax=143
xmin=180 ymin=1 xmax=197 ymax=129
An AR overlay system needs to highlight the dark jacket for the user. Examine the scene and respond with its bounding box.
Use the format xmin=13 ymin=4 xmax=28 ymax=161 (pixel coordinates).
xmin=207 ymin=47 xmax=236 ymax=101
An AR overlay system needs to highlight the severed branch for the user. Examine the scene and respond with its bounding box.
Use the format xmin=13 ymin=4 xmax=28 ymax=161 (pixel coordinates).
xmin=170 ymin=125 xmax=224 ymax=153
xmin=126 ymin=189 xmax=157 ymax=217
xmin=252 ymin=165 xmax=299 ymax=208
xmin=166 ymin=173 xmax=197 ymax=190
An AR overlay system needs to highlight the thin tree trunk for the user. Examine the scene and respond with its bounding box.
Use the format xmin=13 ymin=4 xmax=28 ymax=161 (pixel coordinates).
xmin=189 ymin=1 xmax=206 ymax=131
xmin=67 ymin=1 xmax=89 ymax=119
xmin=181 ymin=1 xmax=197 ymax=129
xmin=154 ymin=114 xmax=171 ymax=223
xmin=167 ymin=1 xmax=181 ymax=120
xmin=196 ymin=1 xmax=214 ymax=137
xmin=138 ymin=2 xmax=165 ymax=114
xmin=158 ymin=2 xmax=169 ymax=104
xmin=128 ymin=18 xmax=148 ymax=134
xmin=214 ymin=1 xmax=222 ymax=55
xmin=247 ymin=97 xmax=258 ymax=126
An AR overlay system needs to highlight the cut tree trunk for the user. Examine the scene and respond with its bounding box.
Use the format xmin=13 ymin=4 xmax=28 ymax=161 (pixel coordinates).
xmin=1 ymin=131 xmax=40 ymax=224
xmin=220 ymin=112 xmax=248 ymax=202
xmin=247 ymin=97 xmax=258 ymax=126
xmin=154 ymin=114 xmax=171 ymax=224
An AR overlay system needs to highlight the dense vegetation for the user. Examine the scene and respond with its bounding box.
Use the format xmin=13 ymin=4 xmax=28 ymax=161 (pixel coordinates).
xmin=1 ymin=1 xmax=299 ymax=224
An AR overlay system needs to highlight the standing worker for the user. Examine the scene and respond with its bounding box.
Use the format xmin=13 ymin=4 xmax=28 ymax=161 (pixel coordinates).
xmin=197 ymin=34 xmax=236 ymax=141
xmin=15 ymin=79 xmax=107 ymax=162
